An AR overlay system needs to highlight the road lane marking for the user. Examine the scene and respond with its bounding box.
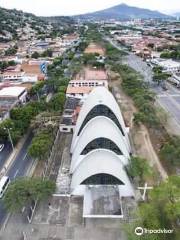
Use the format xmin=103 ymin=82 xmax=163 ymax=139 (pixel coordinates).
xmin=14 ymin=169 xmax=19 ymax=178
xmin=2 ymin=213 xmax=11 ymax=231
xmin=22 ymin=153 xmax=28 ymax=162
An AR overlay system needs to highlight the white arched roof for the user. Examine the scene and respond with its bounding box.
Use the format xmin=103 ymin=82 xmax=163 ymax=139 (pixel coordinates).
xmin=70 ymin=116 xmax=130 ymax=173
xmin=71 ymin=87 xmax=127 ymax=153
xmin=70 ymin=150 xmax=133 ymax=196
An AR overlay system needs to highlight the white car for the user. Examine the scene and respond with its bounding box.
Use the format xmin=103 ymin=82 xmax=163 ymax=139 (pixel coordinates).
xmin=0 ymin=144 xmax=4 ymax=152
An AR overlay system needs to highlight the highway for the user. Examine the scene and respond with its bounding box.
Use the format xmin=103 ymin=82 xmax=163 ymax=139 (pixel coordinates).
xmin=106 ymin=37 xmax=180 ymax=130
xmin=0 ymin=132 xmax=34 ymax=227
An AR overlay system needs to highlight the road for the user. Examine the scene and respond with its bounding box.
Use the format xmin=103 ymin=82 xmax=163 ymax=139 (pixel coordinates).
xmin=154 ymin=83 xmax=180 ymax=126
xmin=123 ymin=53 xmax=153 ymax=83
xmin=0 ymin=143 xmax=12 ymax=172
xmin=0 ymin=132 xmax=34 ymax=227
xmin=106 ymin=37 xmax=180 ymax=130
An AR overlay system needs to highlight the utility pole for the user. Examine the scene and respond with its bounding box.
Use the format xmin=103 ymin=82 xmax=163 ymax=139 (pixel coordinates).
xmin=4 ymin=127 xmax=14 ymax=150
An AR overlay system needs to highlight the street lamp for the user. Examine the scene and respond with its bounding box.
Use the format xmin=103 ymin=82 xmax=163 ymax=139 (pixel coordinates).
xmin=4 ymin=127 xmax=14 ymax=150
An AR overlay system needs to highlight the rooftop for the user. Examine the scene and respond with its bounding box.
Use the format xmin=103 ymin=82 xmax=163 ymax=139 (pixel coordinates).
xmin=84 ymin=68 xmax=108 ymax=80
xmin=66 ymin=86 xmax=93 ymax=94
xmin=21 ymin=63 xmax=42 ymax=75
xmin=0 ymin=87 xmax=26 ymax=98
xmin=83 ymin=186 xmax=123 ymax=218
xmin=75 ymin=67 xmax=108 ymax=81
xmin=64 ymin=97 xmax=81 ymax=110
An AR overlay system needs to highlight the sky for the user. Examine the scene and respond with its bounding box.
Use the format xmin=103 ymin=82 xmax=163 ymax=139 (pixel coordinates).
xmin=0 ymin=0 xmax=180 ymax=16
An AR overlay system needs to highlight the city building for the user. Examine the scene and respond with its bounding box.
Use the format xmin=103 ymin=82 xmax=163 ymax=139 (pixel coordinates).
xmin=0 ymin=86 xmax=27 ymax=103
xmin=66 ymin=68 xmax=109 ymax=99
xmin=60 ymin=97 xmax=82 ymax=133
xmin=151 ymin=59 xmax=180 ymax=73
xmin=0 ymin=86 xmax=27 ymax=122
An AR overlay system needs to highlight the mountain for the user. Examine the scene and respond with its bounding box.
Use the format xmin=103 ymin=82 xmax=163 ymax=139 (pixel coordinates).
xmin=0 ymin=7 xmax=75 ymax=42
xmin=42 ymin=16 xmax=75 ymax=31
xmin=43 ymin=16 xmax=74 ymax=25
xmin=0 ymin=7 xmax=52 ymax=40
xmin=74 ymin=3 xmax=171 ymax=21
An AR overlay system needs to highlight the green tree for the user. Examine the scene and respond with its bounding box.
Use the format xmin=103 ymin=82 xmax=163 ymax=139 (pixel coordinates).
xmin=128 ymin=156 xmax=153 ymax=183
xmin=48 ymin=92 xmax=66 ymax=112
xmin=160 ymin=137 xmax=180 ymax=167
xmin=82 ymin=53 xmax=98 ymax=65
xmin=4 ymin=178 xmax=56 ymax=213
xmin=151 ymin=176 xmax=180 ymax=223
xmin=152 ymin=66 xmax=170 ymax=85
xmin=0 ymin=119 xmax=15 ymax=142
xmin=28 ymin=129 xmax=54 ymax=160
xmin=10 ymin=104 xmax=39 ymax=134
xmin=29 ymin=81 xmax=45 ymax=96
xmin=31 ymin=51 xmax=40 ymax=59
xmin=58 ymin=86 xmax=67 ymax=93
xmin=124 ymin=176 xmax=180 ymax=240
xmin=41 ymin=49 xmax=53 ymax=58
xmin=153 ymin=72 xmax=169 ymax=85
xmin=5 ymin=47 xmax=18 ymax=56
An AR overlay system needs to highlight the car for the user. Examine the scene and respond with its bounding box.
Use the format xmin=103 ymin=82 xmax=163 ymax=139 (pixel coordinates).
xmin=0 ymin=144 xmax=4 ymax=152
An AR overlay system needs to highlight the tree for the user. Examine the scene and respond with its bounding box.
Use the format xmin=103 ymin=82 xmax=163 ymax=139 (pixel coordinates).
xmin=5 ymin=47 xmax=17 ymax=56
xmin=124 ymin=176 xmax=180 ymax=240
xmin=153 ymin=72 xmax=169 ymax=85
xmin=0 ymin=119 xmax=14 ymax=142
xmin=10 ymin=104 xmax=38 ymax=134
xmin=4 ymin=178 xmax=56 ymax=213
xmin=0 ymin=60 xmax=16 ymax=71
xmin=82 ymin=53 xmax=97 ymax=65
xmin=31 ymin=51 xmax=40 ymax=59
xmin=160 ymin=137 xmax=180 ymax=167
xmin=160 ymin=51 xmax=171 ymax=59
xmin=156 ymin=107 xmax=169 ymax=125
xmin=29 ymin=81 xmax=45 ymax=96
xmin=28 ymin=129 xmax=54 ymax=160
xmin=58 ymin=86 xmax=67 ymax=93
xmin=128 ymin=156 xmax=153 ymax=183
xmin=150 ymin=176 xmax=180 ymax=223
xmin=48 ymin=92 xmax=66 ymax=112
xmin=152 ymin=66 xmax=170 ymax=85
xmin=41 ymin=49 xmax=53 ymax=58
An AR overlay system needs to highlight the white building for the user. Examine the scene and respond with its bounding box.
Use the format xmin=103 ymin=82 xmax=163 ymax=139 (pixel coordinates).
xmin=70 ymin=87 xmax=134 ymax=203
xmin=1 ymin=71 xmax=25 ymax=81
xmin=152 ymin=59 xmax=180 ymax=73
xmin=66 ymin=68 xmax=109 ymax=99
xmin=0 ymin=87 xmax=27 ymax=103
